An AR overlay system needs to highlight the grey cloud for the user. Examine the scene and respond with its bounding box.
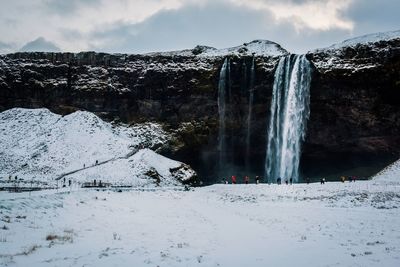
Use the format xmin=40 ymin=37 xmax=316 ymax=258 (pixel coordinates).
xmin=89 ymin=1 xmax=351 ymax=54
xmin=19 ymin=37 xmax=61 ymax=52
xmin=44 ymin=0 xmax=100 ymax=15
xmin=0 ymin=41 xmax=15 ymax=54
xmin=343 ymin=0 xmax=400 ymax=34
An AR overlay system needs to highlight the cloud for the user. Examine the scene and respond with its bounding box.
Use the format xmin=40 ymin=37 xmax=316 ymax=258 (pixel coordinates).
xmin=0 ymin=0 xmax=398 ymax=54
xmin=88 ymin=1 xmax=351 ymax=53
xmin=44 ymin=0 xmax=101 ymax=15
xmin=343 ymin=0 xmax=400 ymax=34
xmin=232 ymin=0 xmax=354 ymax=31
xmin=19 ymin=37 xmax=61 ymax=52
xmin=89 ymin=2 xmax=276 ymax=53
xmin=0 ymin=41 xmax=15 ymax=54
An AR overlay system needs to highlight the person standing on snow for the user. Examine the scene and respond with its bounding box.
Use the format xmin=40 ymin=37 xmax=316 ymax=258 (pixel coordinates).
xmin=255 ymin=176 xmax=260 ymax=184
xmin=231 ymin=175 xmax=237 ymax=184
xmin=244 ymin=176 xmax=249 ymax=184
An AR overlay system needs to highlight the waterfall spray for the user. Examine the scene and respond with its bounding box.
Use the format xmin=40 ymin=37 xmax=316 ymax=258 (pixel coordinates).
xmin=245 ymin=57 xmax=256 ymax=170
xmin=218 ymin=58 xmax=229 ymax=173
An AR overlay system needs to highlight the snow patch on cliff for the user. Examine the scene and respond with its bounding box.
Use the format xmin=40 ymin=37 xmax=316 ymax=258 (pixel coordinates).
xmin=146 ymin=40 xmax=288 ymax=58
xmin=198 ymin=40 xmax=288 ymax=57
xmin=313 ymin=30 xmax=400 ymax=53
xmin=327 ymin=30 xmax=400 ymax=50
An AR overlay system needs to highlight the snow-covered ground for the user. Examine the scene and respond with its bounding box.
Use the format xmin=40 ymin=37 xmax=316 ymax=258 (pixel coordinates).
xmin=0 ymin=181 xmax=399 ymax=267
xmin=0 ymin=108 xmax=196 ymax=186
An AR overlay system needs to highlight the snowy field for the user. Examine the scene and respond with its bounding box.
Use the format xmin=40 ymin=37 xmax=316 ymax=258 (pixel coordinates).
xmin=1 ymin=181 xmax=399 ymax=267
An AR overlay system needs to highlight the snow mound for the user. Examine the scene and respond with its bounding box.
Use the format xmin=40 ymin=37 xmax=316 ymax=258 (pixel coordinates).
xmin=0 ymin=108 xmax=194 ymax=186
xmin=372 ymin=159 xmax=400 ymax=184
xmin=316 ymin=29 xmax=400 ymax=51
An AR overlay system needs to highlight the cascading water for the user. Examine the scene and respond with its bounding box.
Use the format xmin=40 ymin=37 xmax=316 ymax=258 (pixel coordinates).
xmin=265 ymin=54 xmax=312 ymax=183
xmin=227 ymin=58 xmax=232 ymax=102
xmin=245 ymin=57 xmax=256 ymax=170
xmin=218 ymin=58 xmax=229 ymax=173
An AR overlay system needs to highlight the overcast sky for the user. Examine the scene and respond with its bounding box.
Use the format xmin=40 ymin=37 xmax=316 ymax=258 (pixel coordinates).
xmin=0 ymin=0 xmax=399 ymax=54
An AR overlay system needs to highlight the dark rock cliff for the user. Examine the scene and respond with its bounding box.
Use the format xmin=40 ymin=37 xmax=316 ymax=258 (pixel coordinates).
xmin=1 ymin=38 xmax=399 ymax=181
xmin=305 ymin=39 xmax=400 ymax=179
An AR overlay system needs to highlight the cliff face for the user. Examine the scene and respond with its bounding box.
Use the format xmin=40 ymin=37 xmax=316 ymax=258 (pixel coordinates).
xmin=305 ymin=38 xmax=400 ymax=178
xmin=1 ymin=37 xmax=399 ymax=181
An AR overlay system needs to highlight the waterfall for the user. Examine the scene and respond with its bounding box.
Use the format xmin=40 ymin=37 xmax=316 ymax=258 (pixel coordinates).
xmin=245 ymin=57 xmax=256 ymax=170
xmin=227 ymin=58 xmax=232 ymax=102
xmin=218 ymin=58 xmax=229 ymax=171
xmin=265 ymin=54 xmax=312 ymax=183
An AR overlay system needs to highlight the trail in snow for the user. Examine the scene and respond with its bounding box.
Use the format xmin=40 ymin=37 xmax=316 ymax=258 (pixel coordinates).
xmin=55 ymin=148 xmax=139 ymax=181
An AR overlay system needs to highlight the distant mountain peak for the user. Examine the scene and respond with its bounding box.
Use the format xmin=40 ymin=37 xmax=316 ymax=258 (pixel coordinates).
xmin=19 ymin=37 xmax=61 ymax=52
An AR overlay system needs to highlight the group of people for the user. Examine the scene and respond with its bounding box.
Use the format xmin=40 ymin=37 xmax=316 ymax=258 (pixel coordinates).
xmin=340 ymin=176 xmax=357 ymax=183
xmin=221 ymin=175 xmax=358 ymax=185
xmin=223 ymin=175 xmax=261 ymax=185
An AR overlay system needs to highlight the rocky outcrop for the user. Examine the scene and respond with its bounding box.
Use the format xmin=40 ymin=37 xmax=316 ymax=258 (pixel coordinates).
xmin=1 ymin=37 xmax=399 ymax=181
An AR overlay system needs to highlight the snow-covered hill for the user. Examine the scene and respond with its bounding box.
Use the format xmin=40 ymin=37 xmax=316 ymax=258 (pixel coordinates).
xmin=372 ymin=159 xmax=400 ymax=184
xmin=0 ymin=108 xmax=196 ymax=186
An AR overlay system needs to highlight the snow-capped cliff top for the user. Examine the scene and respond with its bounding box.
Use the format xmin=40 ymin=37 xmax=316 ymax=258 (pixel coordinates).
xmin=146 ymin=40 xmax=288 ymax=58
xmin=199 ymin=40 xmax=288 ymax=57
xmin=0 ymin=108 xmax=195 ymax=186
xmin=315 ymin=30 xmax=400 ymax=52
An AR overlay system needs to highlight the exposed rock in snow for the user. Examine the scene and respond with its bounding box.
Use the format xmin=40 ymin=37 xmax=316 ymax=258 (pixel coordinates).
xmin=372 ymin=159 xmax=400 ymax=184
xmin=0 ymin=108 xmax=196 ymax=186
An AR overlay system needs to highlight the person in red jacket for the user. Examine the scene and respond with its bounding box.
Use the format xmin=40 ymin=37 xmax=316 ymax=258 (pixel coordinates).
xmin=244 ymin=176 xmax=249 ymax=184
xmin=231 ymin=175 xmax=237 ymax=184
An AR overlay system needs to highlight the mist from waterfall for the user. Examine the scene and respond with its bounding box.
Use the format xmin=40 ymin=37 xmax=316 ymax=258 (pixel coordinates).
xmin=245 ymin=57 xmax=256 ymax=170
xmin=218 ymin=58 xmax=229 ymax=172
xmin=265 ymin=54 xmax=312 ymax=183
